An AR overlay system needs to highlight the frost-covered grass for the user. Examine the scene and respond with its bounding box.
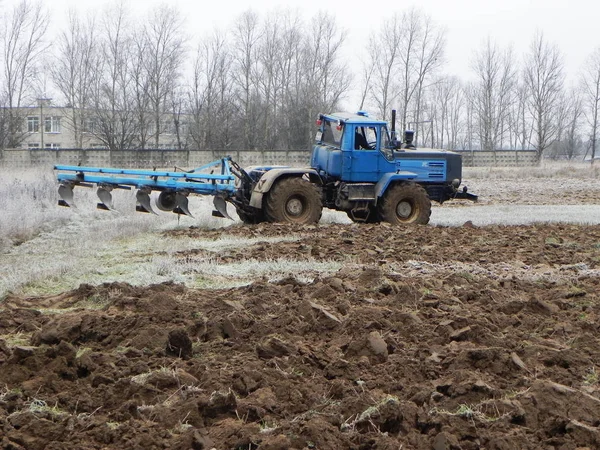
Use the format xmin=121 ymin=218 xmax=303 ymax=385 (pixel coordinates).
xmin=0 ymin=167 xmax=243 ymax=298
xmin=1 ymin=227 xmax=342 ymax=297
xmin=430 ymin=204 xmax=600 ymax=227
xmin=464 ymin=160 xmax=600 ymax=180
xmin=0 ymin=167 xmax=70 ymax=250
xmin=0 ymin=166 xmax=236 ymax=252
xmin=0 ymin=168 xmax=341 ymax=298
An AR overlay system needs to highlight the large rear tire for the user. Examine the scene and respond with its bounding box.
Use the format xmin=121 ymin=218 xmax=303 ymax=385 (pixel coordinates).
xmin=264 ymin=177 xmax=322 ymax=224
xmin=379 ymin=183 xmax=431 ymax=225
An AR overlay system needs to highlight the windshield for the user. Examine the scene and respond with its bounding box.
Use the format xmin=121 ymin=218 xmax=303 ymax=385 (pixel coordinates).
xmin=379 ymin=126 xmax=394 ymax=160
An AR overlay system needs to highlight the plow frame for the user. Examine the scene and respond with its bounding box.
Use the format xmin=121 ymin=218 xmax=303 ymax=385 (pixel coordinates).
xmin=54 ymin=157 xmax=240 ymax=217
xmin=54 ymin=157 xmax=237 ymax=196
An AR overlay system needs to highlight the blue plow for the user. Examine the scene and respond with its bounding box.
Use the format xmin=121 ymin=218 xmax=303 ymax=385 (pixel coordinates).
xmin=54 ymin=157 xmax=237 ymax=219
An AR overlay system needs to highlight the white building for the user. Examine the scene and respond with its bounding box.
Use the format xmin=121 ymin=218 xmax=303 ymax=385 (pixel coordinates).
xmin=17 ymin=104 xmax=189 ymax=150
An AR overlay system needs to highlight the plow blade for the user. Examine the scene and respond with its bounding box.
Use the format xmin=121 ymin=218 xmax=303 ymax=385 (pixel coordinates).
xmin=58 ymin=183 xmax=76 ymax=208
xmin=213 ymin=196 xmax=233 ymax=220
xmin=173 ymin=193 xmax=193 ymax=217
xmin=96 ymin=186 xmax=117 ymax=211
xmin=136 ymin=189 xmax=158 ymax=215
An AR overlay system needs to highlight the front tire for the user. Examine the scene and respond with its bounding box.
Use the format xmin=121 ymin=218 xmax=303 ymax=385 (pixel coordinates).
xmin=264 ymin=177 xmax=322 ymax=224
xmin=379 ymin=183 xmax=431 ymax=225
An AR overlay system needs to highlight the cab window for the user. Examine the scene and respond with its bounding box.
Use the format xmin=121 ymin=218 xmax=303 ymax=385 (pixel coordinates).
xmin=321 ymin=120 xmax=343 ymax=147
xmin=379 ymin=126 xmax=395 ymax=160
xmin=354 ymin=126 xmax=377 ymax=150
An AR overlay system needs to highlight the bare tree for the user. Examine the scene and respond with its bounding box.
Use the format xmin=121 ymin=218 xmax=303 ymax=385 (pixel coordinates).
xmin=256 ymin=12 xmax=282 ymax=149
xmin=428 ymin=76 xmax=463 ymax=149
xmin=130 ymin=31 xmax=152 ymax=149
xmin=0 ymin=0 xmax=49 ymax=148
xmin=365 ymin=8 xmax=444 ymax=144
xmin=90 ymin=2 xmax=137 ymax=150
xmin=506 ymin=80 xmax=532 ymax=150
xmin=581 ymin=47 xmax=600 ymax=164
xmin=139 ymin=5 xmax=186 ymax=149
xmin=357 ymin=63 xmax=375 ymax=111
xmin=469 ymin=38 xmax=517 ymax=150
xmin=365 ymin=14 xmax=403 ymax=121
xmin=169 ymin=85 xmax=188 ymax=150
xmin=51 ymin=9 xmax=98 ymax=148
xmin=231 ymin=10 xmax=262 ymax=150
xmin=461 ymin=83 xmax=476 ymax=150
xmin=410 ymin=10 xmax=445 ymax=145
xmin=301 ymin=12 xmax=351 ymax=146
xmin=560 ymin=88 xmax=584 ymax=159
xmin=275 ymin=12 xmax=304 ymax=150
xmin=189 ymin=31 xmax=234 ymax=152
xmin=256 ymin=10 xmax=305 ymax=150
xmin=523 ymin=32 xmax=565 ymax=162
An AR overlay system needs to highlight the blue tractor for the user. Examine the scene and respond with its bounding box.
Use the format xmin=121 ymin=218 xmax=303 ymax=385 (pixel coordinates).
xmin=55 ymin=110 xmax=476 ymax=225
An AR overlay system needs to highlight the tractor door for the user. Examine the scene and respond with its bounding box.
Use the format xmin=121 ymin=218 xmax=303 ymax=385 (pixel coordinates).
xmin=342 ymin=125 xmax=389 ymax=182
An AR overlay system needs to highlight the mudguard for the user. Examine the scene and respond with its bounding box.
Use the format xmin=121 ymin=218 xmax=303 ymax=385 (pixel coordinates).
xmin=374 ymin=171 xmax=418 ymax=200
xmin=249 ymin=168 xmax=322 ymax=209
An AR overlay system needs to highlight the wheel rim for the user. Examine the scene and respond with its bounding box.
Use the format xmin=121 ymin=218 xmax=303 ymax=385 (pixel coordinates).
xmin=286 ymin=197 xmax=304 ymax=217
xmin=396 ymin=200 xmax=414 ymax=219
xmin=157 ymin=191 xmax=177 ymax=211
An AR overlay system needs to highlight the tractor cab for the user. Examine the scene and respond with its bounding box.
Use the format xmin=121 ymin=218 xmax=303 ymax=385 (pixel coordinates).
xmin=311 ymin=110 xmax=473 ymax=204
xmin=312 ymin=111 xmax=403 ymax=183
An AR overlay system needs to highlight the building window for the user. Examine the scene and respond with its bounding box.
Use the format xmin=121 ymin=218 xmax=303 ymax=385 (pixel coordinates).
xmin=44 ymin=116 xmax=61 ymax=133
xmin=28 ymin=142 xmax=40 ymax=149
xmin=161 ymin=119 xmax=175 ymax=135
xmin=84 ymin=117 xmax=98 ymax=133
xmin=146 ymin=122 xmax=155 ymax=136
xmin=28 ymin=117 xmax=40 ymax=133
xmin=45 ymin=143 xmax=61 ymax=150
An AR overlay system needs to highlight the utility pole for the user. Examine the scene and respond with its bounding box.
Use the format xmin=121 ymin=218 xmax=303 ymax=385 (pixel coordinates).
xmin=38 ymin=97 xmax=51 ymax=149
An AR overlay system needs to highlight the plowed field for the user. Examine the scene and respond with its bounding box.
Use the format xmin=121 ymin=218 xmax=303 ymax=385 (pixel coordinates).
xmin=2 ymin=221 xmax=600 ymax=449
xmin=1 ymin=167 xmax=600 ymax=449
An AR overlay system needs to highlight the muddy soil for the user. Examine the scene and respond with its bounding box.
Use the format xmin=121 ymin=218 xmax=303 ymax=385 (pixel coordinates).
xmin=1 ymin=223 xmax=600 ymax=449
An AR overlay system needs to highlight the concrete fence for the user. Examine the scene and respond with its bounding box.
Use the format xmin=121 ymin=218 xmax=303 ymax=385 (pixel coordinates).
xmin=0 ymin=148 xmax=538 ymax=169
xmin=457 ymin=149 xmax=538 ymax=167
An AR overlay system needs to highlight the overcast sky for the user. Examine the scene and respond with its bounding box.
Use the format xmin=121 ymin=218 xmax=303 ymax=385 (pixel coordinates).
xmin=3 ymin=0 xmax=598 ymax=107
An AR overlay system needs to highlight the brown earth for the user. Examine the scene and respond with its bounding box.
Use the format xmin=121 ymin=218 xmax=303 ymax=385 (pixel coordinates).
xmin=1 ymin=222 xmax=600 ymax=449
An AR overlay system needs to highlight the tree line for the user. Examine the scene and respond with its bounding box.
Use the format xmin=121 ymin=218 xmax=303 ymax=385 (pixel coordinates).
xmin=1 ymin=0 xmax=599 ymax=162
